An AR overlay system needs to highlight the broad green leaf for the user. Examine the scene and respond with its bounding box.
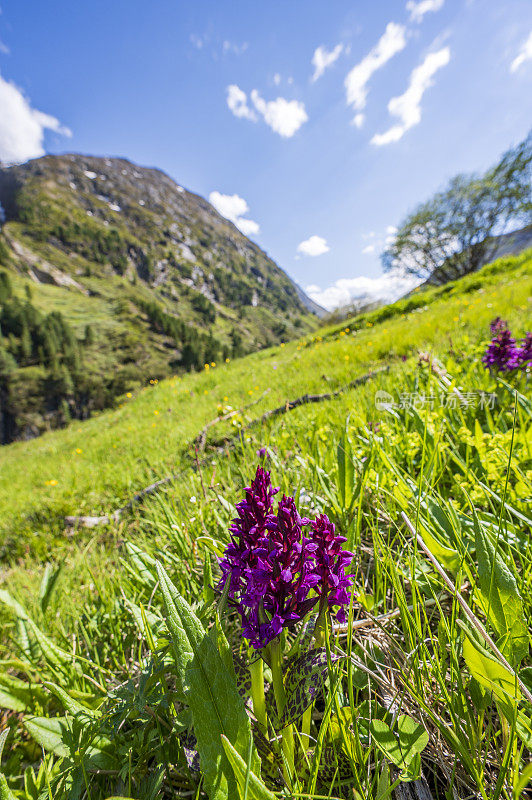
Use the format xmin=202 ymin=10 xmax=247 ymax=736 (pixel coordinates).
xmin=24 ymin=717 xmax=117 ymax=771
xmin=280 ymin=648 xmax=343 ymax=728
xmin=221 ymin=735 xmax=276 ymax=800
xmin=419 ymin=525 xmax=461 ymax=574
xmin=370 ymin=714 xmax=428 ymax=775
xmin=24 ymin=618 xmax=78 ymax=670
xmin=473 ymin=512 xmax=529 ymax=666
xmin=0 ymin=592 xmax=78 ymax=670
xmin=24 ymin=717 xmax=70 ymax=759
xmin=0 ymin=775 xmax=16 ymax=800
xmin=0 ymin=689 xmax=25 ymax=712
xmin=0 ymin=590 xmax=28 ymax=619
xmin=43 ymin=682 xmax=99 ymax=719
xmin=0 ymin=672 xmax=46 ymax=712
xmin=156 ymin=562 xmax=258 ymax=800
xmin=123 ymin=542 xmax=157 ymax=589
xmin=462 ymin=636 xmax=520 ymax=715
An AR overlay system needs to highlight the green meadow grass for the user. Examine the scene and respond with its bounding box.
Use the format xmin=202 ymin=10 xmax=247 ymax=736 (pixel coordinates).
xmin=0 ymin=250 xmax=530 ymax=555
xmin=0 ymin=250 xmax=531 ymax=799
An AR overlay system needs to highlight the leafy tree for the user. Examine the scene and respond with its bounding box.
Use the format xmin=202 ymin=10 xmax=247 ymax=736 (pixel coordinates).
xmin=230 ymin=328 xmax=244 ymax=358
xmin=84 ymin=324 xmax=95 ymax=346
xmin=382 ymin=133 xmax=532 ymax=283
xmin=0 ymin=346 xmax=16 ymax=376
xmin=0 ymin=270 xmax=12 ymax=303
xmin=20 ymin=323 xmax=32 ymax=362
xmin=204 ymin=333 xmax=219 ymax=364
xmin=0 ymin=236 xmax=10 ymax=267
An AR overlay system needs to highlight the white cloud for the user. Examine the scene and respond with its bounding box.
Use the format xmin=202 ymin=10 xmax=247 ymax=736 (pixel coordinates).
xmin=305 ymin=271 xmax=421 ymax=311
xmin=223 ymin=40 xmax=249 ymax=56
xmin=353 ymin=113 xmax=365 ymax=129
xmin=227 ymin=84 xmax=307 ymax=138
xmin=312 ymin=43 xmax=344 ymax=82
xmin=406 ymin=0 xmax=444 ymax=23
xmin=190 ymin=34 xmax=204 ymax=50
xmin=273 ymin=73 xmax=281 ymax=86
xmin=0 ymin=71 xmax=72 ymax=164
xmin=345 ymin=23 xmax=407 ymax=121
xmin=226 ymin=84 xmax=257 ymax=121
xmin=251 ymin=90 xmax=308 ymax=137
xmin=371 ymin=47 xmax=450 ymax=146
xmin=209 ymin=191 xmax=259 ymax=236
xmin=297 ymin=235 xmax=330 ymax=257
xmin=362 ymin=244 xmax=375 ymax=254
xmin=510 ymin=30 xmax=532 ymax=73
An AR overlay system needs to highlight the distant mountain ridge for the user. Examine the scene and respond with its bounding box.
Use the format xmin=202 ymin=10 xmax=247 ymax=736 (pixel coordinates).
xmin=0 ymin=153 xmax=318 ymax=441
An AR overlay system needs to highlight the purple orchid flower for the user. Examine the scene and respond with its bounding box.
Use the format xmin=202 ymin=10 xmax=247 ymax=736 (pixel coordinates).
xmin=219 ymin=467 xmax=355 ymax=648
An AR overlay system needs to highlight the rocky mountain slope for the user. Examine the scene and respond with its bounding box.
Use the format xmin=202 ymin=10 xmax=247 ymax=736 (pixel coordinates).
xmin=0 ymin=154 xmax=318 ymax=442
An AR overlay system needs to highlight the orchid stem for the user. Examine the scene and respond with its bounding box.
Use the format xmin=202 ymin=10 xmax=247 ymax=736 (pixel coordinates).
xmin=269 ymin=637 xmax=295 ymax=785
xmin=313 ymin=600 xmax=328 ymax=649
xmin=301 ymin=705 xmax=312 ymax=741
xmin=249 ymin=656 xmax=267 ymax=731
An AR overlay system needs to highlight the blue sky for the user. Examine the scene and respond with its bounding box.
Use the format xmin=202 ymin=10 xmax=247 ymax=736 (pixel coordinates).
xmin=0 ymin=0 xmax=531 ymax=308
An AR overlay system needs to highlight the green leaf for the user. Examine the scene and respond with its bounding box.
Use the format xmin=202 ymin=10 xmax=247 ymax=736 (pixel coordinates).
xmin=24 ymin=717 xmax=70 ymax=759
xmin=419 ymin=525 xmax=461 ymax=574
xmin=337 ymin=432 xmax=355 ymax=511
xmin=43 ymin=682 xmax=99 ymax=719
xmin=462 ymin=636 xmax=520 ymax=716
xmin=0 ymin=590 xmax=28 ymax=619
xmin=123 ymin=542 xmax=157 ymax=589
xmin=0 ymin=775 xmax=16 ymax=800
xmin=156 ymin=562 xmax=258 ymax=800
xmin=0 ymin=591 xmax=78 ymax=670
xmin=0 ymin=673 xmax=45 ymax=712
xmin=39 ymin=563 xmax=62 ymax=614
xmin=203 ymin=551 xmax=215 ymax=605
xmin=24 ymin=717 xmax=117 ymax=771
xmin=473 ymin=512 xmax=529 ymax=666
xmin=515 ymin=762 xmax=532 ymax=799
xmin=280 ymin=648 xmax=343 ymax=728
xmin=0 ymin=730 xmax=8 ymax=763
xmin=221 ymin=735 xmax=276 ymax=800
xmin=370 ymin=715 xmax=428 ymax=776
xmin=376 ymin=762 xmax=391 ymax=800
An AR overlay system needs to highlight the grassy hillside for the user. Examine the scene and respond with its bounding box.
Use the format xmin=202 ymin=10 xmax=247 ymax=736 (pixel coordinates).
xmin=0 ymin=154 xmax=317 ymax=441
xmin=0 ymin=250 xmax=531 ymax=799
xmin=0 ymin=248 xmax=529 ymax=555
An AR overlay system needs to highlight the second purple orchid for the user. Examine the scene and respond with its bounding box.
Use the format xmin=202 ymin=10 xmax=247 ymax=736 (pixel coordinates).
xmin=483 ymin=318 xmax=531 ymax=373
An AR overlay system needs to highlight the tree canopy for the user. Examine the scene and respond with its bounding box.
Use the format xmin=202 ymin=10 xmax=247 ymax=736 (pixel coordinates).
xmin=382 ymin=133 xmax=532 ymax=283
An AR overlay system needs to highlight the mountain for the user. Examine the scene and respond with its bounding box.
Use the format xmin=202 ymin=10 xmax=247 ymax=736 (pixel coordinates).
xmin=0 ymin=153 xmax=318 ymax=442
xmin=488 ymin=224 xmax=532 ymax=262
xmin=423 ymin=224 xmax=532 ymax=287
